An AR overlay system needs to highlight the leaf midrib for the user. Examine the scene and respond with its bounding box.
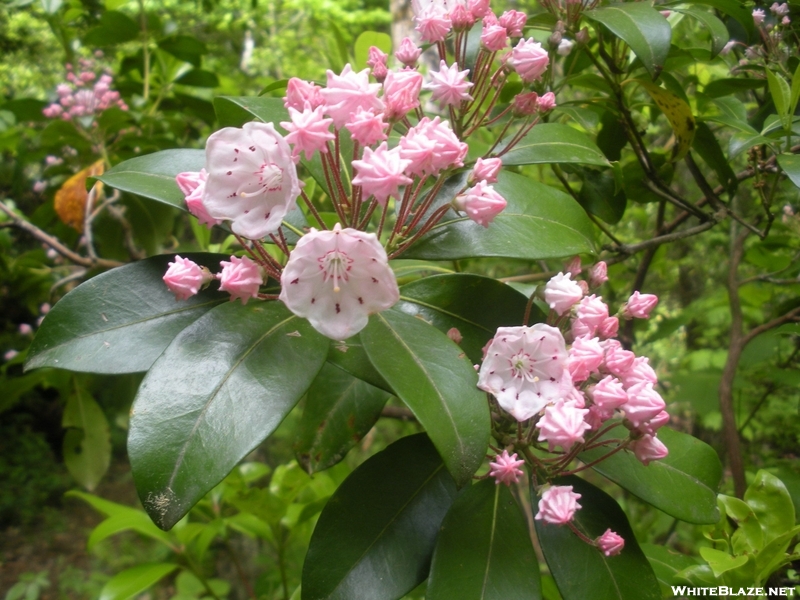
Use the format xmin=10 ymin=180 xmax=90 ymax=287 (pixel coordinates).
xmin=397 ymin=296 xmax=493 ymax=333
xmin=480 ymin=485 xmax=501 ymax=599
xmin=421 ymin=212 xmax=593 ymax=240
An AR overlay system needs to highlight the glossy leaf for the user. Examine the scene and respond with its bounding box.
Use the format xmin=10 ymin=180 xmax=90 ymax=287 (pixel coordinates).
xmin=729 ymin=131 xmax=774 ymax=159
xmin=26 ymin=254 xmax=228 ymax=374
xmin=744 ymin=470 xmax=796 ymax=545
xmin=536 ymin=476 xmax=661 ymax=600
xmin=98 ymin=563 xmax=179 ymax=600
xmin=688 ymin=0 xmax=756 ymax=42
xmin=394 ymin=273 xmax=540 ymax=364
xmin=501 ymin=123 xmax=609 ymax=168
xmin=96 ymin=149 xmax=205 ymax=210
xmin=295 ymin=363 xmax=391 ymax=474
xmin=698 ymin=548 xmax=749 ymax=578
xmin=402 ymin=171 xmax=596 ymax=261
xmin=633 ymin=80 xmax=696 ymax=161
xmin=582 ymin=427 xmax=722 ymax=524
xmin=718 ymin=495 xmax=763 ymax=554
xmin=326 ymin=341 xmax=391 ymax=392
xmin=302 ymin=434 xmax=458 ymax=600
xmin=584 ymin=3 xmax=671 ymax=79
xmin=128 ymin=301 xmax=328 ymax=529
xmin=756 ymin=525 xmax=800 ymax=581
xmin=641 ymin=543 xmax=697 ymax=596
xmin=777 ymin=154 xmax=800 ymax=189
xmin=62 ymin=389 xmax=111 ymax=491
xmin=361 ymin=310 xmax=489 ymax=486
xmin=427 ymin=479 xmax=541 ymax=600
xmin=213 ymin=96 xmax=289 ymax=128
xmin=674 ymin=7 xmax=729 ymax=57
xmin=577 ymin=167 xmax=627 ymax=224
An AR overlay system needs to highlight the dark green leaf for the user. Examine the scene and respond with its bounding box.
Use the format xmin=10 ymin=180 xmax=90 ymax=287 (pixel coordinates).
xmin=427 ymin=479 xmax=541 ymax=600
xmin=98 ymin=563 xmax=179 ymax=600
xmin=295 ymin=363 xmax=391 ymax=474
xmin=83 ymin=10 xmax=139 ymax=46
xmin=158 ymin=35 xmax=207 ymax=67
xmin=175 ymin=69 xmax=219 ymax=88
xmin=97 ymin=149 xmax=205 ymax=210
xmin=729 ymin=131 xmax=774 ymax=159
xmin=641 ymin=543 xmax=698 ymax=596
xmin=302 ymin=434 xmax=458 ymax=600
xmin=395 ymin=273 xmax=540 ymax=364
xmin=686 ymin=0 xmax=756 ymax=43
xmin=583 ymin=427 xmax=722 ymax=524
xmin=26 ymin=254 xmax=228 ymax=374
xmin=360 ymin=310 xmax=490 ymax=487
xmin=402 ymin=171 xmax=596 ymax=261
xmin=674 ymin=7 xmax=729 ymax=57
xmin=577 ymin=168 xmax=627 ymax=224
xmin=536 ymin=476 xmax=661 ymax=600
xmin=326 ymin=341 xmax=391 ymax=392
xmin=692 ymin=122 xmax=738 ymax=196
xmin=596 ymin=111 xmax=628 ymax=162
xmin=2 ymin=98 xmax=48 ymax=122
xmin=501 ymin=124 xmax=610 ymax=168
xmin=584 ymin=3 xmax=671 ymax=79
xmin=128 ymin=301 xmax=328 ymax=529
xmin=213 ymin=96 xmax=289 ymax=128
xmin=703 ymin=78 xmax=766 ymax=99
xmin=777 ymin=154 xmax=800 ymax=189
xmin=63 ymin=389 xmax=111 ymax=490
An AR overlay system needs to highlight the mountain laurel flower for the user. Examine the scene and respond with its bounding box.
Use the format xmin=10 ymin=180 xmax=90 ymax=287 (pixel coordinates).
xmin=596 ymin=529 xmax=625 ymax=556
xmin=489 ymin=450 xmax=525 ymax=486
xmin=603 ymin=341 xmax=635 ymax=376
xmin=598 ymin=316 xmax=619 ymax=339
xmin=279 ymin=224 xmax=400 ymax=340
xmin=395 ymin=37 xmax=422 ymax=67
xmin=589 ymin=261 xmax=608 ymax=287
xmin=469 ymin=0 xmax=491 ymax=19
xmin=399 ymin=117 xmax=468 ymax=177
xmin=512 ymin=91 xmax=539 ymax=116
xmin=508 ymin=38 xmax=550 ymax=82
xmin=203 ymin=122 xmax=301 ymax=240
xmin=585 ymin=404 xmax=614 ymax=430
xmin=454 ymin=181 xmax=507 ymax=227
xmin=481 ymin=21 xmax=509 ymax=51
xmin=543 ymin=272 xmax=583 ymax=315
xmin=620 ymin=356 xmax=658 ymax=387
xmin=588 ymin=376 xmax=629 ymax=412
xmin=567 ymin=336 xmax=604 ymax=382
xmin=771 ymin=2 xmax=790 ymax=16
xmin=753 ymin=8 xmax=766 ymax=24
xmin=321 ymin=64 xmax=384 ymax=129
xmin=450 ymin=3 xmax=476 ymax=30
xmin=383 ymin=69 xmax=423 ymax=120
xmin=477 ymin=324 xmax=570 ymax=421
xmin=630 ymin=434 xmax=669 ymax=465
xmin=557 ymin=39 xmax=574 ymax=56
xmin=413 ymin=2 xmax=452 ymax=42
xmin=345 ymin=107 xmax=389 ymax=147
xmin=163 ymin=256 xmax=213 ymax=301
xmin=176 ymin=169 xmax=221 ymax=229
xmin=366 ymin=46 xmax=388 ymax=71
xmin=537 ymin=91 xmax=557 ymax=112
xmin=499 ymin=10 xmax=527 ymax=37
xmin=637 ymin=410 xmax=670 ymax=436
xmin=284 ymin=78 xmax=324 ymax=111
xmin=470 ymin=157 xmax=503 ymax=184
xmin=535 ymin=485 xmax=581 ymax=525
xmin=218 ymin=256 xmax=263 ymax=304
xmin=351 ymin=142 xmax=413 ymax=206
xmin=426 ymin=61 xmax=474 ymax=107
xmin=624 ymin=382 xmax=666 ymax=427
xmin=623 ymin=291 xmax=658 ymax=319
xmin=281 ymin=103 xmax=335 ymax=161
xmin=536 ymin=400 xmax=591 ymax=451
xmin=572 ymin=294 xmax=609 ymax=337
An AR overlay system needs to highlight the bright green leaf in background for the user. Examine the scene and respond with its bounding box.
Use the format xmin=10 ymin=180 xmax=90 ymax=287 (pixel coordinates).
xmin=353 ymin=31 xmax=392 ymax=71
xmin=98 ymin=563 xmax=179 ymax=600
xmin=62 ymin=389 xmax=111 ymax=491
xmin=501 ymin=123 xmax=610 ymax=167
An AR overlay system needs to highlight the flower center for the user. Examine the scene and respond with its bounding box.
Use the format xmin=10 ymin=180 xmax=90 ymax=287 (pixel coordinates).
xmin=509 ymin=350 xmax=540 ymax=382
xmin=319 ymin=250 xmax=353 ymax=292
xmin=240 ymin=163 xmax=283 ymax=197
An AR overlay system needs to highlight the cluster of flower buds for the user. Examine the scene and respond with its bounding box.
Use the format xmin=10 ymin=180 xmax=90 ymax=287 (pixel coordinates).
xmin=479 ymin=260 xmax=668 ymax=557
xmin=734 ymin=4 xmax=793 ymax=64
xmin=4 ymin=303 xmax=50 ymax=362
xmin=168 ymin=0 xmax=561 ymax=342
xmin=43 ymin=58 xmax=128 ymax=122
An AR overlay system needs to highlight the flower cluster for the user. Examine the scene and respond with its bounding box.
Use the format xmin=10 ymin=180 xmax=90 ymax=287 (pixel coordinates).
xmin=43 ymin=58 xmax=128 ymax=122
xmin=168 ymin=0 xmax=559 ymax=342
xmin=481 ymin=261 xmax=668 ymax=557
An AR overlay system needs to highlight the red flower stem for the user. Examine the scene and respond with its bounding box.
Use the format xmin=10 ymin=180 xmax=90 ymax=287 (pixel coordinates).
xmin=485 ymin=117 xmax=517 ymax=156
xmin=268 ymin=233 xmax=289 ymax=257
xmin=389 ymin=184 xmax=416 ymax=246
xmin=300 ymin=189 xmax=328 ymax=229
xmin=567 ymin=521 xmax=596 ymax=545
xmin=560 ymin=442 xmax=629 ymax=476
xmin=357 ymin=199 xmax=379 ymax=230
xmin=464 ymin=75 xmax=507 ymax=135
xmin=320 ymin=149 xmax=347 ymax=223
xmin=324 ymin=147 xmax=350 ymax=212
xmin=248 ymin=239 xmax=283 ymax=279
xmin=585 ymin=422 xmax=623 ymax=446
xmin=350 ymin=184 xmax=363 ymax=229
xmin=437 ymin=41 xmax=447 ymax=62
xmin=496 ymin=116 xmax=539 ymax=158
xmin=377 ymin=201 xmax=389 ymax=240
xmin=256 ymin=293 xmax=280 ymax=300
xmin=404 ymin=175 xmax=448 ymax=234
xmin=389 ymin=203 xmax=451 ymax=259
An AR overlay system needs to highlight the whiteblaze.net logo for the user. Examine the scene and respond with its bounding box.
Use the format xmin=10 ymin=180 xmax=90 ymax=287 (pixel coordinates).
xmin=671 ymin=586 xmax=797 ymax=597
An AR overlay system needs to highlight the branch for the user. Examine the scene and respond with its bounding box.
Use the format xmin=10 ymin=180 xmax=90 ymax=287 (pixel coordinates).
xmin=0 ymin=200 xmax=123 ymax=269
xmin=742 ymin=306 xmax=800 ymax=347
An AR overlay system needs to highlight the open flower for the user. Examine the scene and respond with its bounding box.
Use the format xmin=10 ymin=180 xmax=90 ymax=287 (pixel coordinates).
xmin=203 ymin=122 xmax=301 ymax=240
xmin=477 ymin=324 xmax=571 ymax=421
xmin=279 ymin=224 xmax=400 ymax=340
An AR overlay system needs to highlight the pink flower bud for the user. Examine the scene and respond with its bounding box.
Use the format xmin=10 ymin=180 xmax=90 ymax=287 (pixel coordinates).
xmin=512 ymin=91 xmax=539 ymax=116
xmin=176 ymin=169 xmax=221 ymax=229
xmin=450 ymin=3 xmax=475 ymax=30
xmin=284 ymin=78 xmax=324 ymax=112
xmin=603 ymin=341 xmax=635 ymax=376
xmin=425 ymin=60 xmax=474 ymax=108
xmin=585 ymin=404 xmax=613 ymax=430
xmin=596 ymin=529 xmax=625 ymax=556
xmin=321 ymin=64 xmax=384 ymax=129
xmin=40 ymin=303 xmax=51 ymax=315
xmin=447 ymin=327 xmax=463 ymax=344
xmin=499 ymin=10 xmax=527 ymax=37
xmin=383 ymin=68 xmax=423 ymax=120
xmin=468 ymin=0 xmax=491 ymax=19
xmin=454 ymin=181 xmax=507 ymax=227
xmin=488 ymin=449 xmax=525 ymax=486
xmin=630 ymin=434 xmax=669 ymax=465
xmin=471 ymin=157 xmax=503 ymax=184
xmin=366 ymin=46 xmax=388 ymax=71
xmin=345 ymin=107 xmax=389 ymax=147
xmin=481 ymin=21 xmax=509 ymax=51
xmin=281 ymin=103 xmax=335 ymax=161
xmin=352 ymin=142 xmax=413 ymax=206
xmin=572 ymin=294 xmax=609 ymax=337
xmin=771 ymin=2 xmax=790 ymax=16
xmin=395 ymin=37 xmax=422 ymax=67
xmin=623 ymin=291 xmax=658 ymax=319
xmin=598 ymin=317 xmax=619 ymax=339
xmin=638 ymin=410 xmax=670 ymax=436
xmin=567 ymin=336 xmax=604 ymax=382
xmin=218 ymin=255 xmax=263 ymax=305
xmin=564 ymin=255 xmax=581 ymax=276
xmin=18 ymin=323 xmax=33 ymax=336
xmin=415 ymin=8 xmax=452 ymax=43
xmin=536 ymin=400 xmax=591 ymax=451
xmin=164 ymin=255 xmax=213 ymax=301
xmin=399 ymin=116 xmax=467 ymax=177
xmin=620 ymin=356 xmax=657 ymax=387
xmin=535 ymin=485 xmax=581 ymax=525
xmin=508 ymin=38 xmax=549 ymax=82
xmin=589 ymin=261 xmax=608 ymax=287
xmin=537 ymin=91 xmax=557 ymax=112
xmin=4 ymin=350 xmax=19 ymax=361
xmin=624 ymin=382 xmax=666 ymax=427
xmin=589 ymin=375 xmax=628 ymax=412
xmin=33 ymin=181 xmax=47 ymax=193
xmin=544 ymin=272 xmax=583 ymax=315
xmin=753 ymin=8 xmax=766 ymax=24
